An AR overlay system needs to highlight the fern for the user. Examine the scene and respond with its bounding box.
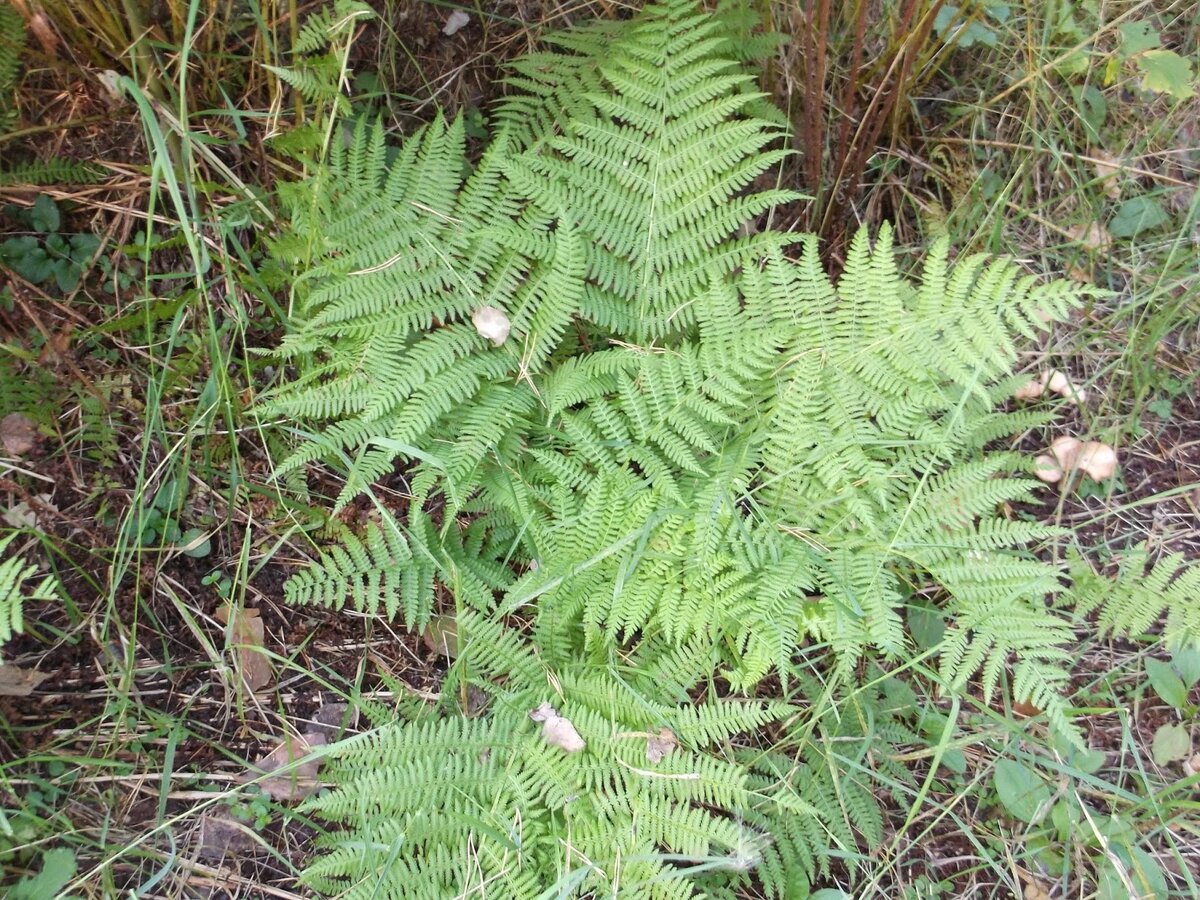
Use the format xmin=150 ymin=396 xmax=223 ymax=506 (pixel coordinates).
xmin=1064 ymin=546 xmax=1200 ymax=650
xmin=0 ymin=0 xmax=24 ymax=133
xmin=262 ymin=1 xmax=1198 ymax=895
xmin=0 ymin=159 xmax=105 ymax=187
xmin=301 ymin=609 xmax=797 ymax=898
xmin=0 ymin=534 xmax=59 ymax=654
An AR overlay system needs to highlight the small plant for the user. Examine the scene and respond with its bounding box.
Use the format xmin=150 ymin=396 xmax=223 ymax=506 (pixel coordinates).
xmin=0 ymin=533 xmax=60 ymax=656
xmin=0 ymin=195 xmax=101 ymax=293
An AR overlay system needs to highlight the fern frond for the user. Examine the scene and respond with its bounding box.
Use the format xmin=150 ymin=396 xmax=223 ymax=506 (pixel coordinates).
xmin=1066 ymin=546 xmax=1200 ymax=650
xmin=0 ymin=534 xmax=59 ymax=651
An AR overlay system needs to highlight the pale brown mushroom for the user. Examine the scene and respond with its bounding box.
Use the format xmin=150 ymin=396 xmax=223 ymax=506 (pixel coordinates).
xmin=1034 ymin=454 xmax=1065 ymax=483
xmin=1076 ymin=441 xmax=1118 ymax=481
xmin=1049 ymin=436 xmax=1082 ymax=469
xmin=1014 ymin=376 xmax=1046 ymax=401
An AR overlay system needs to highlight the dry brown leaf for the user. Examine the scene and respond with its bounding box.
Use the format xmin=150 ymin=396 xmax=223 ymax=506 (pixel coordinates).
xmin=0 ymin=663 xmax=49 ymax=697
xmin=472 ymin=306 xmax=511 ymax=346
xmin=244 ymin=732 xmax=327 ymax=801
xmin=1090 ymin=148 xmax=1124 ymax=199
xmin=1 ymin=413 xmax=36 ymax=457
xmin=529 ymin=702 xmax=586 ymax=753
xmin=421 ymin=615 xmax=458 ymax=659
xmin=216 ymin=604 xmax=273 ymax=692
xmin=196 ymin=810 xmax=259 ymax=859
xmin=646 ymin=727 xmax=677 ymax=764
xmin=1066 ymin=221 xmax=1111 ymax=253
xmin=7 ymin=2 xmax=59 ymax=55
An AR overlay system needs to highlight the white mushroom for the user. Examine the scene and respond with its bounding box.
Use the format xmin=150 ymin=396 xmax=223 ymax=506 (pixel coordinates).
xmin=472 ymin=305 xmax=511 ymax=347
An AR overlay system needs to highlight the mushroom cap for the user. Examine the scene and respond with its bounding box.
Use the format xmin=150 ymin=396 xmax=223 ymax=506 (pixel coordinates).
xmin=1077 ymin=441 xmax=1118 ymax=480
xmin=1034 ymin=454 xmax=1064 ymax=483
xmin=471 ymin=305 xmax=511 ymax=346
xmin=1049 ymin=436 xmax=1083 ymax=469
xmin=1014 ymin=378 xmax=1046 ymax=401
xmin=1045 ymin=370 xmax=1071 ymax=394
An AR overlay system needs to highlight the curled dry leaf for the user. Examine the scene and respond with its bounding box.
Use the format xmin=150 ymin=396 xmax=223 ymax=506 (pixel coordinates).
xmin=1066 ymin=221 xmax=1111 ymax=253
xmin=442 ymin=9 xmax=470 ymax=36
xmin=244 ymin=731 xmax=327 ymax=801
xmin=646 ymin=727 xmax=677 ymax=764
xmin=196 ymin=811 xmax=259 ymax=859
xmin=529 ymin=702 xmax=585 ymax=753
xmin=1090 ymin=148 xmax=1124 ymax=199
xmin=421 ymin=614 xmax=458 ymax=659
xmin=1 ymin=412 xmax=36 ymax=457
xmin=472 ymin=306 xmax=511 ymax=346
xmin=216 ymin=604 xmax=273 ymax=692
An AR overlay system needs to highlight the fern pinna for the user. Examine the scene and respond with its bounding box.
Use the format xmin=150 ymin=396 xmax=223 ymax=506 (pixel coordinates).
xmin=263 ymin=0 xmax=1197 ymax=896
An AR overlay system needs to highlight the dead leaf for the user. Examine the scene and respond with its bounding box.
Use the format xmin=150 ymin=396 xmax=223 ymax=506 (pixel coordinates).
xmin=196 ymin=810 xmax=259 ymax=859
xmin=1066 ymin=220 xmax=1111 ymax=253
xmin=529 ymin=702 xmax=585 ymax=753
xmin=2 ymin=494 xmax=56 ymax=530
xmin=442 ymin=9 xmax=470 ymax=36
xmin=216 ymin=604 xmax=273 ymax=692
xmin=421 ymin=614 xmax=458 ymax=658
xmin=1 ymin=413 xmax=36 ymax=457
xmin=472 ymin=306 xmax=511 ymax=347
xmin=646 ymin=727 xmax=677 ymax=763
xmin=243 ymin=732 xmax=327 ymax=801
xmin=1012 ymin=697 xmax=1042 ymax=718
xmin=311 ymin=702 xmax=353 ymax=739
xmin=1089 ymin=148 xmax=1124 ymax=199
xmin=0 ymin=663 xmax=49 ymax=697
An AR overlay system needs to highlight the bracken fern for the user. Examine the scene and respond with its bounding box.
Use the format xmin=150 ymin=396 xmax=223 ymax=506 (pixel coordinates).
xmin=262 ymin=1 xmax=1198 ymax=895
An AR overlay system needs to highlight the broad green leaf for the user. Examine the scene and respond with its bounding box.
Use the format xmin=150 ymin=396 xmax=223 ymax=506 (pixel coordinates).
xmin=1150 ymin=722 xmax=1190 ymax=765
xmin=1108 ymin=196 xmax=1170 ymax=238
xmin=907 ymin=603 xmax=945 ymax=650
xmin=9 ymin=847 xmax=76 ymax=900
xmin=1118 ymin=21 xmax=1160 ymax=55
xmin=1172 ymin=645 xmax=1200 ymax=687
xmin=992 ymin=759 xmax=1051 ymax=823
xmin=1137 ymin=49 xmax=1196 ymax=100
xmin=1145 ymin=657 xmax=1188 ymax=708
xmin=1097 ymin=845 xmax=1168 ymax=900
xmin=940 ymin=748 xmax=967 ymax=775
xmin=179 ymin=528 xmax=212 ymax=559
xmin=30 ymin=194 xmax=60 ymax=234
